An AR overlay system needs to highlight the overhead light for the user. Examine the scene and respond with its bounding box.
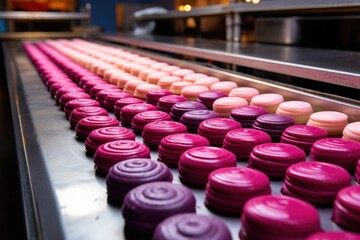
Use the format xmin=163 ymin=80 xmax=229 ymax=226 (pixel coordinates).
xmin=184 ymin=4 xmax=192 ymax=12
xmin=252 ymin=0 xmax=260 ymax=4
xmin=179 ymin=4 xmax=192 ymax=12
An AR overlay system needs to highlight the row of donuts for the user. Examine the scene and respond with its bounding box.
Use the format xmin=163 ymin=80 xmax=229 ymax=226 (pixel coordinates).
xmin=23 ymin=39 xmax=360 ymax=240
xmin=46 ymin=39 xmax=360 ymax=141
xmin=46 ymin=39 xmax=360 ymax=178
xmin=23 ymin=42 xmax=238 ymax=240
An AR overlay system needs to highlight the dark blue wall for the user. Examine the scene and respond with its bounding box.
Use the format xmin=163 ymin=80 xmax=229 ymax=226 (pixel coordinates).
xmin=78 ymin=0 xmax=172 ymax=32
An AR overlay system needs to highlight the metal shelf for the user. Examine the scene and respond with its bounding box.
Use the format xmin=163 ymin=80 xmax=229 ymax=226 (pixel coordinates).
xmin=135 ymin=0 xmax=360 ymax=21
xmin=0 ymin=11 xmax=90 ymax=21
xmin=95 ymin=33 xmax=360 ymax=90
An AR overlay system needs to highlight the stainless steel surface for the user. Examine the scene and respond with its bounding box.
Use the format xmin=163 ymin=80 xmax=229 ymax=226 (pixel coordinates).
xmin=5 ymin=40 xmax=359 ymax=239
xmin=95 ymin=33 xmax=360 ymax=90
xmin=0 ymin=11 xmax=90 ymax=20
xmin=135 ymin=4 xmax=229 ymax=21
xmin=255 ymin=17 xmax=299 ymax=45
xmin=255 ymin=16 xmax=360 ymax=47
xmin=0 ymin=32 xmax=86 ymax=40
xmin=135 ymin=0 xmax=360 ymax=21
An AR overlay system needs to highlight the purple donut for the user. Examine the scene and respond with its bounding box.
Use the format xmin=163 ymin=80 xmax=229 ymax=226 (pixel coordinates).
xmin=180 ymin=110 xmax=219 ymax=133
xmin=106 ymin=158 xmax=172 ymax=204
xmin=230 ymin=105 xmax=267 ymax=128
xmin=253 ymin=113 xmax=295 ymax=142
xmin=170 ymin=101 xmax=207 ymax=122
xmin=197 ymin=90 xmax=228 ymax=109
xmin=122 ymin=182 xmax=196 ymax=240
xmin=154 ymin=213 xmax=231 ymax=240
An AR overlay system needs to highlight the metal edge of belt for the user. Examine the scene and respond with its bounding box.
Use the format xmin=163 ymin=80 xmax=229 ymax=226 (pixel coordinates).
xmin=3 ymin=41 xmax=66 ymax=240
xmin=94 ymin=34 xmax=360 ymax=90
xmin=90 ymin=37 xmax=360 ymax=122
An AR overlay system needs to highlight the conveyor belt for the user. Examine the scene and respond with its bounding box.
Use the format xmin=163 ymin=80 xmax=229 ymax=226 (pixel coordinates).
xmin=4 ymin=40 xmax=358 ymax=239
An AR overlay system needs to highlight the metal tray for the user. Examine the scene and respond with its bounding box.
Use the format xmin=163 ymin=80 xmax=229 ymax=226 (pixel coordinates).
xmin=4 ymin=40 xmax=357 ymax=240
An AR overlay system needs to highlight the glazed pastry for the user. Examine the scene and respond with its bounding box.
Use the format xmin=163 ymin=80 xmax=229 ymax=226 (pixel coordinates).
xmin=276 ymin=101 xmax=313 ymax=124
xmin=230 ymin=105 xmax=267 ymax=128
xmin=157 ymin=95 xmax=187 ymax=113
xmin=114 ymin=97 xmax=144 ymax=119
xmin=343 ymin=121 xmax=360 ymax=142
xmin=122 ymin=182 xmax=196 ymax=240
xmin=153 ymin=213 xmax=231 ymax=240
xmin=69 ymin=106 xmax=109 ymax=128
xmin=94 ymin=140 xmax=150 ymax=174
xmin=210 ymin=81 xmax=237 ymax=95
xmin=213 ymin=96 xmax=248 ymax=117
xmin=103 ymin=92 xmax=132 ymax=112
xmin=198 ymin=118 xmax=242 ymax=146
xmin=170 ymin=101 xmax=207 ymax=122
xmin=309 ymin=138 xmax=360 ymax=172
xmin=307 ymin=111 xmax=348 ymax=137
xmin=240 ymin=195 xmax=321 ymax=240
xmin=250 ymin=93 xmax=284 ymax=113
xmin=282 ymin=161 xmax=351 ymax=204
xmin=75 ymin=116 xmax=119 ymax=140
xmin=181 ymin=85 xmax=210 ymax=101
xmin=106 ymin=158 xmax=172 ymax=204
xmin=64 ymin=98 xmax=100 ymax=118
xmin=248 ymin=143 xmax=306 ymax=179
xmin=180 ymin=110 xmax=219 ymax=133
xmin=223 ymin=128 xmax=272 ymax=161
xmin=131 ymin=110 xmax=171 ymax=134
xmin=253 ymin=113 xmax=295 ymax=142
xmin=205 ymin=167 xmax=271 ymax=215
xmin=85 ymin=126 xmax=135 ymax=156
xmin=158 ymin=133 xmax=210 ymax=167
xmin=332 ymin=185 xmax=360 ymax=232
xmin=229 ymin=87 xmax=259 ymax=102
xmin=146 ymin=89 xmax=173 ymax=106
xmin=142 ymin=121 xmax=187 ymax=149
xmin=197 ymin=90 xmax=227 ymax=110
xmin=120 ymin=103 xmax=158 ymax=126
xmin=178 ymin=146 xmax=236 ymax=187
xmin=281 ymin=125 xmax=328 ymax=154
